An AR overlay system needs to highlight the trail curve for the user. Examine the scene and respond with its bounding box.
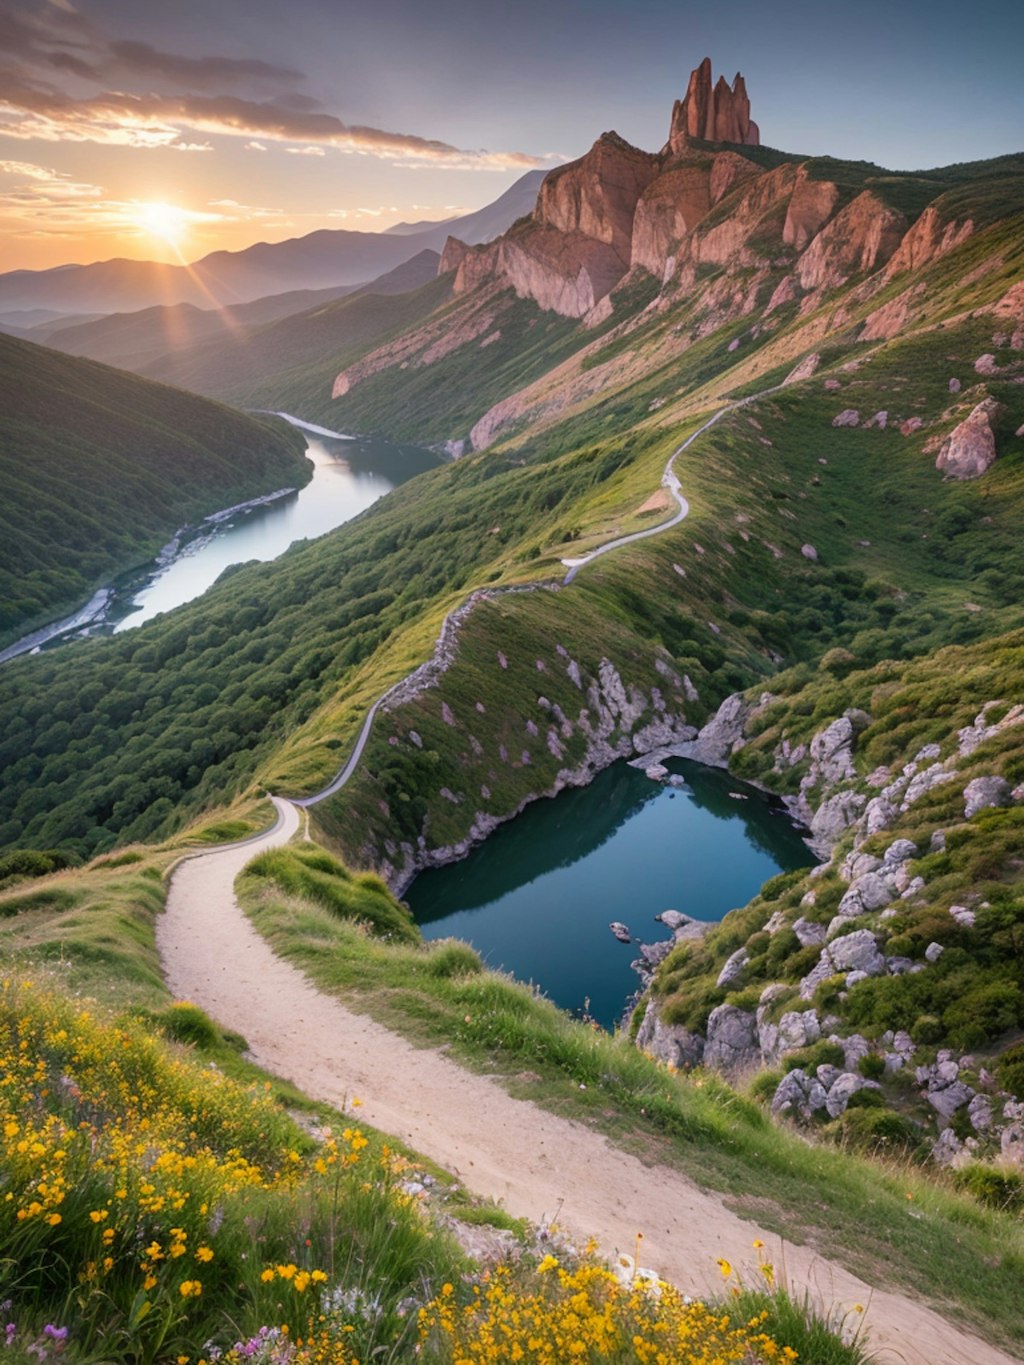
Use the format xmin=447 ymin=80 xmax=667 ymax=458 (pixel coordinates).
xmin=159 ymin=797 xmax=1016 ymax=1365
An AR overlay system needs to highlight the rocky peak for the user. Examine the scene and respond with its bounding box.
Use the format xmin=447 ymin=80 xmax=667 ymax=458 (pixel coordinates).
xmin=667 ymin=57 xmax=760 ymax=154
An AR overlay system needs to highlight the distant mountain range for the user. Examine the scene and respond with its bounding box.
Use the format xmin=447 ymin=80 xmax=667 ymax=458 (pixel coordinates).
xmin=0 ymin=170 xmax=545 ymax=317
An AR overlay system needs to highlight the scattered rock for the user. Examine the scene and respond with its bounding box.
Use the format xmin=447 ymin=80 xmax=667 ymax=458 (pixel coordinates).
xmin=900 ymin=416 xmax=924 ymax=436
xmin=610 ymin=922 xmax=632 ymax=943
xmin=831 ymin=409 xmax=860 ymax=428
xmin=716 ymin=947 xmax=750 ymax=989
xmin=704 ymin=1004 xmax=760 ymax=1073
xmin=949 ymin=377 xmax=961 ymax=392
xmin=935 ymin=398 xmax=1003 ymax=480
xmin=801 ymin=543 xmax=818 ymax=561
xmin=635 ymin=1000 xmax=705 ymax=1070
xmin=964 ymin=774 xmax=1012 ymax=818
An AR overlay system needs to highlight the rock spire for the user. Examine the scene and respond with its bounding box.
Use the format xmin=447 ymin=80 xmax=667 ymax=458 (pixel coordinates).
xmin=667 ymin=58 xmax=760 ymax=154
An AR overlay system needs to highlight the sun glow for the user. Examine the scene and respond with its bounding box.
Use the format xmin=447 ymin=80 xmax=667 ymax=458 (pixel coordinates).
xmin=134 ymin=201 xmax=190 ymax=246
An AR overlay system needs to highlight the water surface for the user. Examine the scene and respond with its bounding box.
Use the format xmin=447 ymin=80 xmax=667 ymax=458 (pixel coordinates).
xmin=406 ymin=757 xmax=812 ymax=1029
xmin=115 ymin=432 xmax=438 ymax=631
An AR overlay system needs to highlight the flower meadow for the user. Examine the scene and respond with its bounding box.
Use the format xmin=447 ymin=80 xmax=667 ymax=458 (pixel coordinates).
xmin=0 ymin=975 xmax=849 ymax=1363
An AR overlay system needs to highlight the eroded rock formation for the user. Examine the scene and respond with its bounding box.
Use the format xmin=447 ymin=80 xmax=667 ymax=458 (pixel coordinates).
xmin=666 ymin=57 xmax=760 ymax=153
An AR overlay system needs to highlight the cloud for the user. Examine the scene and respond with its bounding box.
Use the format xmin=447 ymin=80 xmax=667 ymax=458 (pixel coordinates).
xmin=105 ymin=40 xmax=302 ymax=90
xmin=285 ymin=145 xmax=325 ymax=156
xmin=0 ymin=6 xmax=549 ymax=171
xmin=244 ymin=140 xmax=266 ymax=151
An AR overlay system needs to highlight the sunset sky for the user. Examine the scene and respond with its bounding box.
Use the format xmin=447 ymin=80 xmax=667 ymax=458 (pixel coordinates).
xmin=2 ymin=0 xmax=1022 ymax=272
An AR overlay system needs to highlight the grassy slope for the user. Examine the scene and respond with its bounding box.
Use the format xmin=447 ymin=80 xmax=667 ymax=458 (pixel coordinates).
xmin=0 ymin=307 xmax=1021 ymax=860
xmin=0 ymin=331 xmax=308 ymax=643
xmin=649 ymin=631 xmax=1024 ymax=1113
xmin=236 ymin=843 xmax=1024 ymax=1353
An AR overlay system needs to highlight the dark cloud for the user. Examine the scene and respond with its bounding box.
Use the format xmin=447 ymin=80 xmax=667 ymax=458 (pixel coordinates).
xmin=106 ymin=40 xmax=303 ymax=90
xmin=0 ymin=2 xmax=544 ymax=168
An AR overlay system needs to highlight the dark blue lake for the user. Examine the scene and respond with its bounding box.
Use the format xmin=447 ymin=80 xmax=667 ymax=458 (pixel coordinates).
xmin=405 ymin=756 xmax=813 ymax=1029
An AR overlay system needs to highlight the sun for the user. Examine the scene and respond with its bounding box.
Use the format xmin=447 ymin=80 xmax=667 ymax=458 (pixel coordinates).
xmin=135 ymin=201 xmax=189 ymax=247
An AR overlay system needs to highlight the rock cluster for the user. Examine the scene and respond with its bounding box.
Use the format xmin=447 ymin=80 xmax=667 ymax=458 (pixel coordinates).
xmin=665 ymin=58 xmax=760 ymax=153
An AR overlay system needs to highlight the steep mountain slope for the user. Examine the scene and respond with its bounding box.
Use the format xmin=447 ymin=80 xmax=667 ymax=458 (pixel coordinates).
xmin=0 ymin=331 xmax=307 ymax=643
xmin=42 ymin=250 xmax=439 ymax=376
xmin=0 ymin=171 xmax=544 ymax=315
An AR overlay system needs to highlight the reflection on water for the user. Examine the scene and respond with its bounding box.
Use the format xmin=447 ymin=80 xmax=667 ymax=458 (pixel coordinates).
xmin=115 ymin=433 xmax=438 ymax=632
xmin=406 ymin=757 xmax=812 ymax=1029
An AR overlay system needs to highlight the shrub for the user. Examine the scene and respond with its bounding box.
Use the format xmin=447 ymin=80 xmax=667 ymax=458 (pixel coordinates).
xmin=783 ymin=1041 xmax=845 ymax=1073
xmin=833 ymin=1107 xmax=920 ymax=1155
xmin=954 ymin=1164 xmax=1024 ymax=1214
xmin=995 ymin=1042 xmax=1024 ymax=1099
xmin=425 ymin=940 xmax=484 ymax=979
xmin=760 ymin=869 xmax=806 ymax=902
xmin=944 ymin=980 xmax=1021 ymax=1051
xmin=160 ymin=1001 xmax=221 ymax=1050
xmin=748 ymin=1068 xmax=784 ymax=1104
xmin=858 ymin=1053 xmax=886 ymax=1081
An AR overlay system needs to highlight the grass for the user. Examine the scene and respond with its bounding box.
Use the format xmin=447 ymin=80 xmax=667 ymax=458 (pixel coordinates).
xmin=238 ymin=850 xmax=1024 ymax=1355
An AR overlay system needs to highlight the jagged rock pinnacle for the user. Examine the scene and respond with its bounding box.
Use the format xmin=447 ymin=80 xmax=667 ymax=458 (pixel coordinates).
xmin=667 ymin=57 xmax=760 ymax=153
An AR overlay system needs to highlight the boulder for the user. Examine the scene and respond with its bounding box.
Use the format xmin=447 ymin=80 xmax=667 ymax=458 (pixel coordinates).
xmin=1002 ymin=1123 xmax=1024 ymax=1167
xmin=837 ymin=871 xmax=893 ymax=917
xmin=935 ymin=399 xmax=1003 ymax=480
xmin=635 ymin=1000 xmax=705 ymax=1070
xmin=801 ymin=543 xmax=819 ymax=561
xmin=832 ymin=409 xmax=860 ymax=427
xmin=964 ymin=774 xmax=1012 ymax=818
xmin=809 ymin=715 xmax=856 ymax=783
xmin=793 ymin=917 xmax=826 ymax=948
xmin=927 ymin=1079 xmax=974 ymax=1121
xmin=882 ymin=838 xmax=917 ymax=868
xmin=967 ymin=1094 xmax=994 ymax=1132
xmin=828 ymin=930 xmax=885 ymax=976
xmin=703 ymin=1004 xmax=760 ymax=1073
xmin=716 ymin=947 xmax=750 ymax=989
xmin=825 ymin=1071 xmax=870 ymax=1119
xmin=932 ymin=1128 xmax=964 ymax=1166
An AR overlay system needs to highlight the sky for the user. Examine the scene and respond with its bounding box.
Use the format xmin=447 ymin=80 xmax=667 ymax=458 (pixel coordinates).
xmin=1 ymin=0 xmax=1022 ymax=272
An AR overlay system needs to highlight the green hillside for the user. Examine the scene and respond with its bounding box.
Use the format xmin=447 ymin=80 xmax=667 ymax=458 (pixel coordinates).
xmin=0 ymin=332 xmax=308 ymax=643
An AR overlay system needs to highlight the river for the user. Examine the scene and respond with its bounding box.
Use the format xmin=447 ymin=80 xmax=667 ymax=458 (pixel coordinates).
xmin=405 ymin=756 xmax=813 ymax=1029
xmin=1 ymin=419 xmax=439 ymax=659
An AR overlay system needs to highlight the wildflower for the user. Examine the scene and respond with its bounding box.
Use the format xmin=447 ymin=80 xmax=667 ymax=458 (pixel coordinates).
xmin=46 ymin=1213 xmax=61 ymax=1226
xmin=196 ymin=1246 xmax=214 ymax=1263
xmin=260 ymin=1269 xmax=275 ymax=1283
xmin=716 ymin=1258 xmax=733 ymax=1278
xmin=178 ymin=1280 xmax=202 ymax=1298
xmin=753 ymin=1239 xmax=764 ymax=1249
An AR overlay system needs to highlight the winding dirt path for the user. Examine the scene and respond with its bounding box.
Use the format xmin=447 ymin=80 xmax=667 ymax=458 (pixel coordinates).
xmin=160 ymin=799 xmax=1018 ymax=1365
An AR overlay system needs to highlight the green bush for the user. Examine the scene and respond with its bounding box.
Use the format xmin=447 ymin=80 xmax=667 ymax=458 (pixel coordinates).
xmin=833 ymin=1107 xmax=920 ymax=1154
xmin=784 ymin=1041 xmax=845 ymax=1073
xmin=748 ymin=1068 xmax=784 ymax=1104
xmin=858 ymin=1053 xmax=886 ymax=1081
xmin=954 ymin=1163 xmax=1024 ymax=1214
xmin=944 ymin=980 xmax=1021 ymax=1051
xmin=159 ymin=1001 xmax=221 ymax=1050
xmin=995 ymin=1042 xmax=1024 ymax=1098
xmin=425 ymin=940 xmax=484 ymax=979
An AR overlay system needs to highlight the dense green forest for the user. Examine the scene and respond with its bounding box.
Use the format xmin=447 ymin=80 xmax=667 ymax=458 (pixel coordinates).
xmin=0 ymin=331 xmax=308 ymax=642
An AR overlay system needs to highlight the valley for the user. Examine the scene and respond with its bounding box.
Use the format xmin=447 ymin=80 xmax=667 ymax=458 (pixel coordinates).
xmin=1 ymin=30 xmax=1022 ymax=1365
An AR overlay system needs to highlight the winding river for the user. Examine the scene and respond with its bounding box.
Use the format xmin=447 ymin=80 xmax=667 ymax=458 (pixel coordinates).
xmin=1 ymin=419 xmax=438 ymax=660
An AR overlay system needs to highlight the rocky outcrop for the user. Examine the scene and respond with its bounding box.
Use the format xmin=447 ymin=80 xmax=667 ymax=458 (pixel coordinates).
xmin=795 ymin=192 xmax=906 ymax=291
xmin=630 ymin=166 xmax=712 ymax=274
xmin=883 ymin=203 xmax=973 ymax=278
xmin=535 ymin=133 xmax=660 ymax=266
xmin=666 ymin=58 xmax=760 ymax=152
xmin=782 ymin=170 xmax=841 ymax=251
xmin=935 ymin=398 xmax=1003 ymax=480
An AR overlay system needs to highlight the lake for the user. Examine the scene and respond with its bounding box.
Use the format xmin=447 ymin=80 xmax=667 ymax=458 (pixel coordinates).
xmin=405 ymin=755 xmax=813 ymax=1029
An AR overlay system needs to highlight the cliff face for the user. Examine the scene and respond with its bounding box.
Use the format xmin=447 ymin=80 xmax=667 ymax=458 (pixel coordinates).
xmin=436 ymin=58 xmax=768 ymax=320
